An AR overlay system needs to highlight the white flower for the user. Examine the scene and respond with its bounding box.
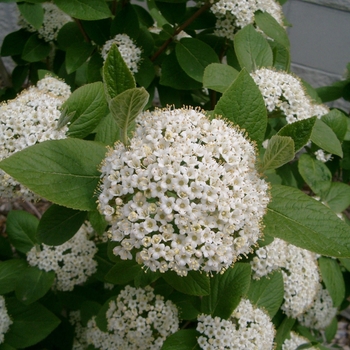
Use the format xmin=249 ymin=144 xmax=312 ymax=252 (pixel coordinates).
xmin=315 ymin=149 xmax=332 ymax=163
xmin=197 ymin=298 xmax=275 ymax=349
xmin=251 ymin=68 xmax=329 ymax=124
xmin=0 ymin=76 xmax=70 ymax=201
xmin=19 ymin=3 xmax=72 ymax=42
xmin=282 ymin=331 xmax=318 ymax=350
xmin=251 ymin=238 xmax=321 ymax=318
xmin=101 ymin=34 xmax=142 ymax=74
xmin=0 ymin=296 xmax=12 ymax=344
xmin=71 ymin=285 xmax=179 ymax=350
xmin=297 ymin=287 xmax=338 ymax=330
xmin=98 ymin=107 xmax=269 ymax=276
xmin=26 ymin=222 xmax=98 ymax=291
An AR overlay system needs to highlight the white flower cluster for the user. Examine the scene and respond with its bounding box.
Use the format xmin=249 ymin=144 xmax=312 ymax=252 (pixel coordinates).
xmin=197 ymin=298 xmax=275 ymax=349
xmin=0 ymin=76 xmax=70 ymax=201
xmin=19 ymin=3 xmax=72 ymax=42
xmin=101 ymin=34 xmax=142 ymax=74
xmin=251 ymin=68 xmax=329 ymax=124
xmin=71 ymin=285 xmax=179 ymax=350
xmin=98 ymin=107 xmax=269 ymax=276
xmin=282 ymin=331 xmax=318 ymax=350
xmin=251 ymin=238 xmax=321 ymax=318
xmin=26 ymin=222 xmax=98 ymax=291
xmin=297 ymin=287 xmax=337 ymax=330
xmin=210 ymin=0 xmax=284 ymax=40
xmin=0 ymin=296 xmax=12 ymax=344
xmin=315 ymin=149 xmax=332 ymax=163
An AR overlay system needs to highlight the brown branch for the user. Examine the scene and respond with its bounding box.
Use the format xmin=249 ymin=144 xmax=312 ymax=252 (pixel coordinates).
xmin=74 ymin=18 xmax=90 ymax=43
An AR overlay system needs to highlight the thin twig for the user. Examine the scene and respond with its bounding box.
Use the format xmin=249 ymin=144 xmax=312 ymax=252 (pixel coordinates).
xmin=24 ymin=200 xmax=42 ymax=219
xmin=74 ymin=18 xmax=91 ymax=43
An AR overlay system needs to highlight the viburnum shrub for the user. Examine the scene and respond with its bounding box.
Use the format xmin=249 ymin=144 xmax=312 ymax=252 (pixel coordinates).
xmin=0 ymin=0 xmax=350 ymax=349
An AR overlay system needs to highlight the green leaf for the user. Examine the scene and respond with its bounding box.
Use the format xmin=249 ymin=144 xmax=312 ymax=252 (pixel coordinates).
xmin=94 ymin=113 xmax=120 ymax=146
xmin=54 ymin=0 xmax=111 ymax=20
xmin=60 ymin=82 xmax=108 ymax=138
xmin=17 ymin=2 xmax=43 ymax=30
xmin=269 ymin=40 xmax=290 ymax=71
xmin=261 ymin=135 xmax=295 ymax=171
xmin=247 ymin=271 xmax=284 ymax=318
xmin=111 ymin=3 xmax=140 ymax=39
xmin=65 ymin=41 xmax=94 ymax=74
xmin=277 ymin=117 xmax=316 ymax=152
xmin=214 ymin=68 xmax=267 ymax=143
xmin=22 ymin=34 xmax=51 ymax=62
xmin=1 ymin=29 xmax=31 ymax=56
xmin=234 ymin=24 xmax=273 ymax=72
xmin=310 ymin=119 xmax=343 ymax=157
xmin=318 ymin=257 xmax=345 ymax=307
xmin=105 ymin=260 xmax=142 ymax=285
xmin=274 ymin=317 xmax=296 ymax=350
xmin=175 ymin=38 xmax=219 ymax=82
xmin=264 ymin=184 xmax=350 ymax=257
xmin=161 ymin=329 xmax=200 ymax=350
xmin=203 ymin=63 xmax=239 ymax=93
xmin=0 ymin=139 xmax=107 ymax=211
xmin=254 ymin=10 xmax=290 ymax=48
xmin=162 ymin=271 xmax=210 ymax=296
xmin=0 ymin=260 xmax=28 ymax=294
xmin=6 ymin=211 xmax=38 ymax=253
xmin=37 ymin=204 xmax=87 ymax=245
xmin=88 ymin=210 xmax=108 ymax=236
xmin=103 ymin=44 xmax=135 ymax=101
xmin=298 ymin=153 xmax=332 ymax=197
xmin=201 ymin=263 xmax=251 ymax=319
xmin=134 ymin=269 xmax=161 ymax=288
xmin=15 ymin=267 xmax=55 ymax=305
xmin=325 ymin=317 xmax=338 ymax=344
xmin=168 ymin=293 xmax=199 ymax=321
xmin=109 ymin=87 xmax=149 ymax=145
xmin=134 ymin=58 xmax=155 ymax=89
xmin=321 ymin=109 xmax=348 ymax=142
xmin=57 ymin=22 xmax=84 ymax=50
xmin=323 ymin=182 xmax=350 ymax=213
xmin=5 ymin=298 xmax=61 ymax=348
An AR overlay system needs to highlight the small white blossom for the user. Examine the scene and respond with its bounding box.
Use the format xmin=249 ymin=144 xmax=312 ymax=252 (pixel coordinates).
xmin=71 ymin=285 xmax=179 ymax=350
xmin=0 ymin=296 xmax=12 ymax=344
xmin=26 ymin=222 xmax=98 ymax=291
xmin=98 ymin=107 xmax=269 ymax=276
xmin=101 ymin=34 xmax=142 ymax=74
xmin=251 ymin=238 xmax=321 ymax=318
xmin=19 ymin=3 xmax=72 ymax=42
xmin=282 ymin=331 xmax=318 ymax=350
xmin=197 ymin=298 xmax=275 ymax=349
xmin=315 ymin=149 xmax=332 ymax=163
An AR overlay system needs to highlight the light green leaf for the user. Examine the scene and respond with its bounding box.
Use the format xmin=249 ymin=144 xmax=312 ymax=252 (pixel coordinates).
xmin=261 ymin=135 xmax=295 ymax=171
xmin=54 ymin=0 xmax=111 ymax=20
xmin=60 ymin=82 xmax=108 ymax=138
xmin=277 ymin=117 xmax=316 ymax=152
xmin=22 ymin=34 xmax=50 ymax=62
xmin=15 ymin=267 xmax=55 ymax=305
xmin=161 ymin=329 xmax=200 ymax=350
xmin=321 ymin=109 xmax=348 ymax=142
xmin=17 ymin=3 xmax=43 ymax=30
xmin=0 ymin=260 xmax=28 ymax=294
xmin=264 ymin=184 xmax=350 ymax=257
xmin=109 ymin=87 xmax=149 ymax=145
xmin=0 ymin=139 xmax=107 ymax=211
xmin=6 ymin=211 xmax=38 ymax=253
xmin=37 ymin=204 xmax=87 ymax=245
xmin=234 ymin=24 xmax=273 ymax=72
xmin=298 ymin=153 xmax=332 ymax=197
xmin=65 ymin=41 xmax=94 ymax=74
xmin=214 ymin=68 xmax=267 ymax=143
xmin=269 ymin=40 xmax=290 ymax=71
xmin=103 ymin=44 xmax=135 ymax=101
xmin=323 ymin=182 xmax=350 ymax=213
xmin=319 ymin=257 xmax=345 ymax=307
xmin=201 ymin=263 xmax=251 ymax=319
xmin=203 ymin=63 xmax=239 ymax=93
xmin=162 ymin=271 xmax=210 ymax=296
xmin=175 ymin=38 xmax=219 ymax=82
xmin=310 ymin=119 xmax=343 ymax=157
xmin=247 ymin=271 xmax=284 ymax=318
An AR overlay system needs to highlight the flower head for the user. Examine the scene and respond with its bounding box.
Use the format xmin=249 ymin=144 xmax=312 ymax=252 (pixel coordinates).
xmin=101 ymin=34 xmax=142 ymax=74
xmin=282 ymin=331 xmax=318 ymax=350
xmin=26 ymin=222 xmax=98 ymax=291
xmin=197 ymin=298 xmax=275 ymax=349
xmin=0 ymin=296 xmax=12 ymax=344
xmin=98 ymin=107 xmax=269 ymax=276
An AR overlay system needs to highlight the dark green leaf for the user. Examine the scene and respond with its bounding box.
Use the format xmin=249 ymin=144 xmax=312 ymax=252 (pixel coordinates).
xmin=274 ymin=317 xmax=296 ymax=350
xmin=81 ymin=19 xmax=111 ymax=46
xmin=17 ymin=2 xmax=43 ymax=30
xmin=111 ymin=3 xmax=140 ymax=39
xmin=15 ymin=267 xmax=55 ymax=305
xmin=88 ymin=210 xmax=107 ymax=236
xmin=57 ymin=22 xmax=84 ymax=50
xmin=323 ymin=182 xmax=350 ymax=213
xmin=234 ymin=24 xmax=273 ymax=72
xmin=105 ymin=260 xmax=142 ymax=284
xmin=65 ymin=41 xmax=94 ymax=74
xmin=1 ymin=29 xmax=31 ymax=56
xmin=0 ymin=139 xmax=107 ymax=211
xmin=162 ymin=270 xmax=210 ymax=296
xmin=134 ymin=269 xmax=161 ymax=288
xmin=264 ymin=184 xmax=350 ymax=257
xmin=12 ymin=65 xmax=29 ymax=90
xmin=134 ymin=58 xmax=155 ymax=89
xmin=214 ymin=68 xmax=267 ymax=143
xmin=0 ymin=260 xmax=28 ymax=294
xmin=22 ymin=34 xmax=51 ymax=62
xmin=175 ymin=38 xmax=219 ymax=82
xmin=203 ymin=63 xmax=239 ymax=93
xmin=161 ymin=329 xmax=200 ymax=350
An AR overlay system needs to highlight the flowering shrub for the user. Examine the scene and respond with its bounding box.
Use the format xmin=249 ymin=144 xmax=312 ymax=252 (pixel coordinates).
xmin=0 ymin=0 xmax=350 ymax=349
